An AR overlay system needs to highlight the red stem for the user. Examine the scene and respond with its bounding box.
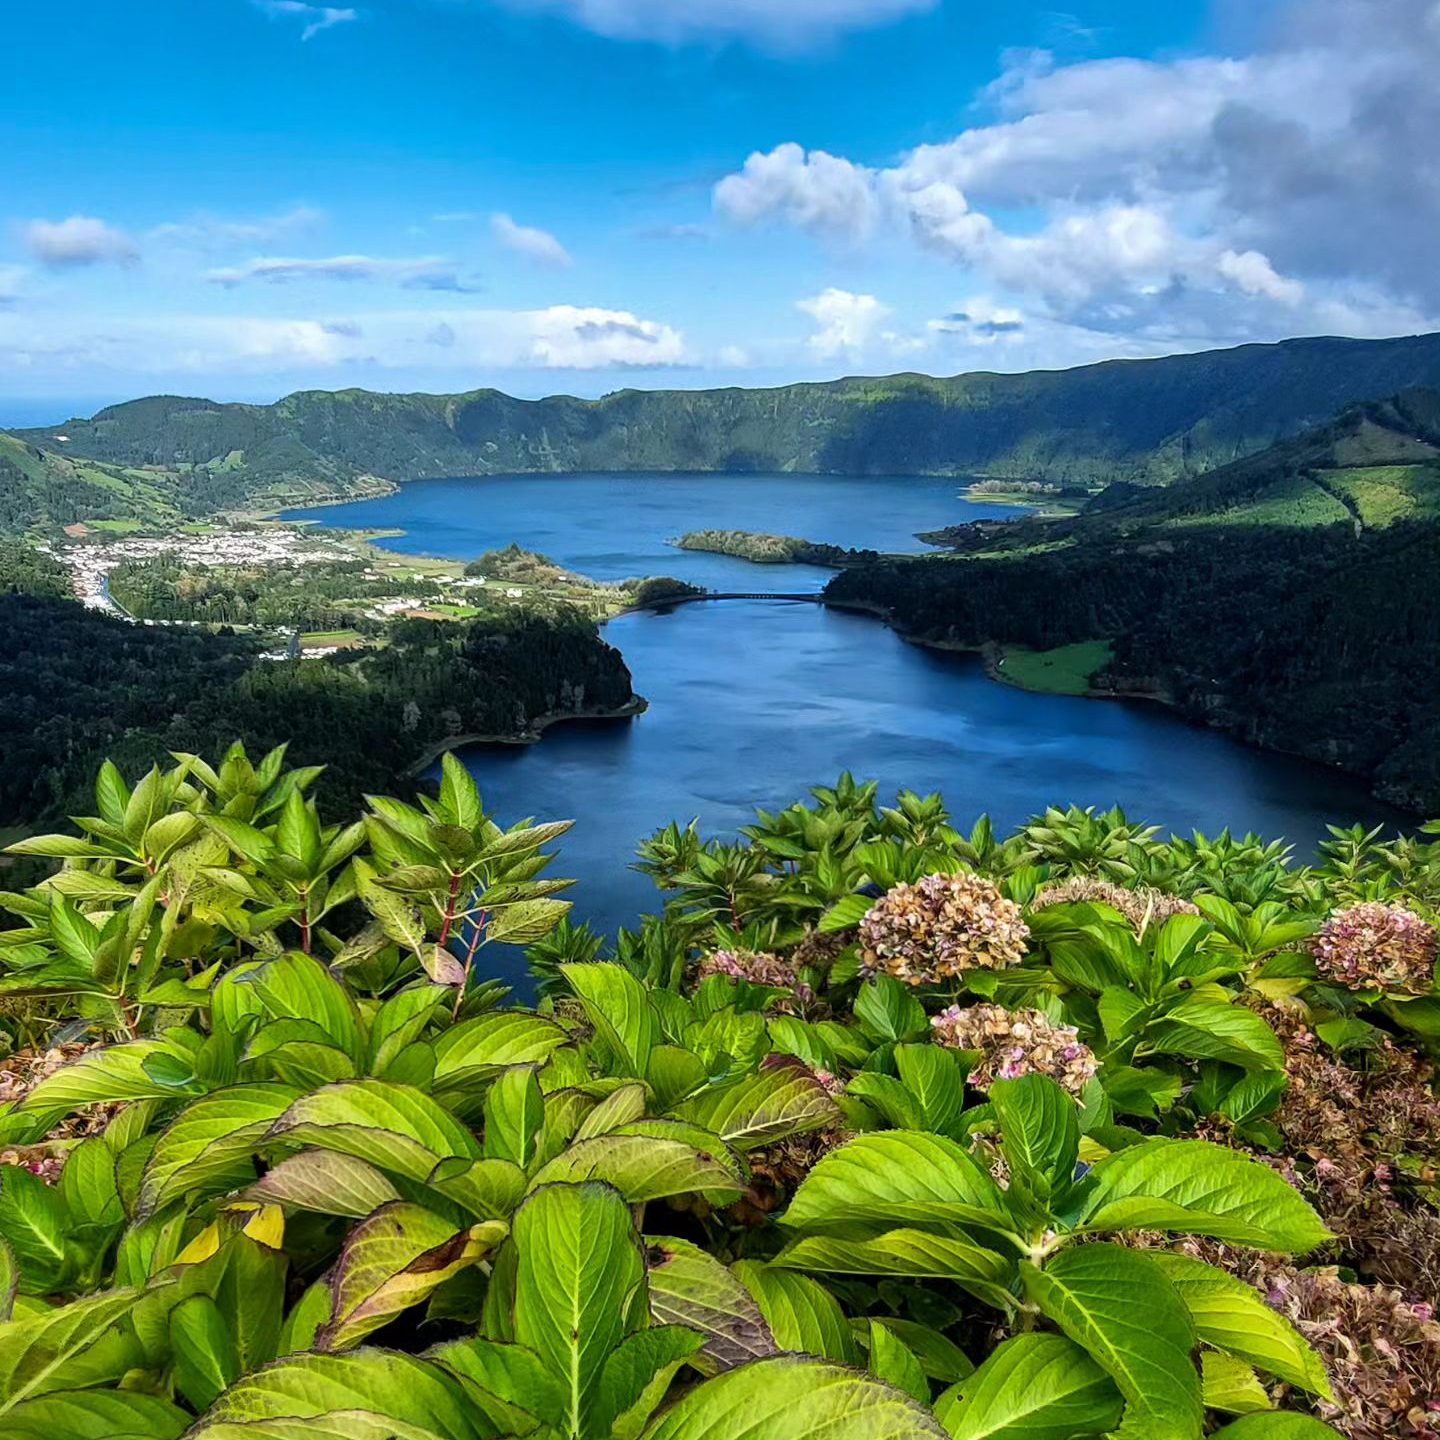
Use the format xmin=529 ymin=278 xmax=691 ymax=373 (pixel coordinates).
xmin=437 ymin=871 xmax=462 ymax=947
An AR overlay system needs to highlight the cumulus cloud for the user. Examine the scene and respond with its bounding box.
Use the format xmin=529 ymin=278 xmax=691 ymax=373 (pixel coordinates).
xmin=251 ymin=1 xmax=357 ymax=40
xmin=797 ymin=289 xmax=892 ymax=359
xmin=715 ymin=0 xmax=1440 ymax=344
xmin=0 ymin=304 xmax=687 ymax=379
xmin=496 ymin=0 xmax=937 ymax=47
xmin=25 ymin=216 xmax=140 ymax=269
xmin=491 ymin=214 xmax=573 ymax=269
xmin=206 ymin=254 xmax=471 ymax=290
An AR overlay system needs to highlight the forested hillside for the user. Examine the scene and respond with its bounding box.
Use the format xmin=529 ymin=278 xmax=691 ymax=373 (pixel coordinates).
xmin=827 ymin=390 xmax=1440 ymax=811
xmin=10 ymin=334 xmax=1440 ymax=526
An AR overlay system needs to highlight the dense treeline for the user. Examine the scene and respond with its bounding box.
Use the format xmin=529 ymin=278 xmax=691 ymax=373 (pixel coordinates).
xmin=0 ymin=595 xmax=635 ymax=825
xmin=828 ymin=519 xmax=1440 ymax=811
xmin=0 ymin=540 xmax=71 ymax=599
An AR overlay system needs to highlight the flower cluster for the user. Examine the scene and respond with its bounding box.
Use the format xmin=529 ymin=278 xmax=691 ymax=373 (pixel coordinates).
xmin=695 ymin=949 xmax=812 ymax=1009
xmin=1310 ymin=903 xmax=1438 ymax=995
xmin=858 ymin=872 xmax=1029 ymax=986
xmin=930 ymin=1002 xmax=1097 ymax=1097
xmin=1032 ymin=877 xmax=1200 ymax=933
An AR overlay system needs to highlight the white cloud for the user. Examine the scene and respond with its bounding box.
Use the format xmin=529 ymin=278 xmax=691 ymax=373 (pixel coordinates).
xmin=491 ymin=214 xmax=573 ymax=269
xmin=0 ymin=266 xmax=25 ymax=307
xmin=714 ymin=0 xmax=1440 ymax=344
xmin=496 ymin=0 xmax=937 ymax=47
xmin=206 ymin=254 xmax=471 ymax=290
xmin=25 ymin=216 xmax=139 ymax=269
xmin=151 ymin=206 xmax=325 ymax=249
xmin=715 ymin=143 xmax=880 ymax=243
xmin=251 ymin=1 xmax=357 ymax=40
xmin=0 ymin=304 xmax=687 ymax=379
xmin=797 ymin=288 xmax=892 ymax=360
xmin=929 ymin=298 xmax=1026 ymax=344
xmin=717 ymin=344 xmax=752 ymax=368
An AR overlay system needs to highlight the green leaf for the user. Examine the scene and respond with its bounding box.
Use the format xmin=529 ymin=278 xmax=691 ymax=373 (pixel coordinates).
xmin=1147 ymin=1003 xmax=1284 ymax=1072
xmin=482 ymin=1065 xmax=545 ymax=1169
xmin=0 ymin=1287 xmax=145 ymax=1410
xmin=0 ymin=1239 xmax=16 ymax=1321
xmin=596 ymin=1326 xmax=707 ymax=1438
xmin=1208 ymin=1417 xmax=1344 ymax=1440
xmin=1202 ymin=1353 xmax=1271 ymax=1415
xmin=427 ymin=1158 xmax=528 ymax=1222
xmin=246 ymin=952 xmax=364 ymax=1062
xmin=782 ymin=1132 xmax=1008 ymax=1238
xmin=894 ymin=1044 xmax=967 ymax=1136
xmin=855 ymin=977 xmax=928 ymax=1043
xmin=432 ymin=1012 xmax=571 ymax=1085
xmin=562 ymin=963 xmax=658 ymax=1078
xmin=488 ymin=898 xmax=573 ymax=945
xmin=511 ymin=1181 xmax=646 ymax=1440
xmin=867 ymin=1319 xmax=930 ymax=1403
xmin=438 ymin=752 xmax=484 ymax=831
xmin=645 ymin=1237 xmax=777 ymax=1377
xmin=530 ymin=1134 xmax=743 ymax=1205
xmin=140 ymin=1083 xmax=301 ymax=1216
xmin=858 ymin=1318 xmax=973 ymax=1384
xmin=58 ymin=1136 xmax=122 ymax=1230
xmin=0 ymin=1166 xmax=67 ymax=1288
xmin=989 ymin=1075 xmax=1079 ymax=1202
xmin=16 ymin=1042 xmax=188 ymax=1124
xmin=1144 ymin=1252 xmax=1331 ymax=1397
xmin=437 ymin=1338 xmax=566 ymax=1429
xmin=187 ymin=1348 xmax=491 ymax=1440
xmin=267 ymin=1081 xmax=481 ymax=1183
xmin=677 ymin=1057 xmax=842 ymax=1151
xmin=171 ymin=1293 xmax=241 ymax=1411
xmin=1021 ymin=1245 xmax=1201 ymax=1440
xmin=250 ymin=1150 xmax=403 ymax=1219
xmin=933 ymin=1332 xmax=1122 ymax=1440
xmin=639 ymin=1355 xmax=949 ymax=1440
xmin=319 ymin=1202 xmax=505 ymax=1351
xmin=1079 ymin=1139 xmax=1331 ymax=1252
xmin=3 ymin=1390 xmax=189 ymax=1440
xmin=820 ymin=894 xmax=876 ymax=933
xmin=771 ymin=1232 xmax=1016 ymax=1311
xmin=733 ymin=1261 xmax=857 ymax=1363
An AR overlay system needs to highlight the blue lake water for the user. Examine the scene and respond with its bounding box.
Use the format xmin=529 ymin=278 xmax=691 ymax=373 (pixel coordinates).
xmin=291 ymin=472 xmax=1406 ymax=968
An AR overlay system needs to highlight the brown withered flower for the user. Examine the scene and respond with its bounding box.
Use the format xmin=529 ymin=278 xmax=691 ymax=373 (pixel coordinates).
xmin=930 ymin=1002 xmax=1097 ymax=1097
xmin=858 ymin=872 xmax=1029 ymax=986
xmin=1032 ymin=876 xmax=1200 ymax=934
xmin=1311 ymin=903 xmax=1437 ymax=995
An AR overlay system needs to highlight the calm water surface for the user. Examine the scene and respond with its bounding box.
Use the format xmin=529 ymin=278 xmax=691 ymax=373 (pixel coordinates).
xmin=292 ymin=473 xmax=1405 ymax=970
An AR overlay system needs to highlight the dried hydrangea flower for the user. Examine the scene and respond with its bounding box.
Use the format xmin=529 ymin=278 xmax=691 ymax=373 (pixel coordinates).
xmin=1310 ymin=902 xmax=1438 ymax=995
xmin=1032 ymin=877 xmax=1199 ymax=934
xmin=695 ymin=949 xmax=813 ymax=1009
xmin=858 ymin=872 xmax=1029 ymax=986
xmin=931 ymin=1002 xmax=1097 ymax=1097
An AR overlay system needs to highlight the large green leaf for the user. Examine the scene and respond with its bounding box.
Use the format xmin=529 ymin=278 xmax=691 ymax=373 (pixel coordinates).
xmin=1147 ymin=1003 xmax=1284 ymax=1072
xmin=934 ymin=1333 xmax=1122 ymax=1440
xmin=320 ymin=1202 xmax=505 ymax=1351
xmin=3 ymin=1390 xmax=190 ymax=1439
xmin=511 ymin=1182 xmax=646 ymax=1440
xmin=530 ymin=1135 xmax=743 ymax=1205
xmin=1201 ymin=1353 xmax=1271 ymax=1415
xmin=645 ymin=1237 xmax=777 ymax=1376
xmin=249 ymin=1150 xmax=402 ymax=1218
xmin=1144 ymin=1252 xmax=1331 ymax=1397
xmin=0 ymin=1166 xmax=67 ymax=1288
xmin=782 ymin=1132 xmax=1008 ymax=1238
xmin=16 ymin=1043 xmax=191 ymax=1123
xmin=0 ymin=1286 xmax=145 ymax=1410
xmin=677 ymin=1058 xmax=842 ymax=1151
xmin=1021 ymin=1246 xmax=1200 ymax=1440
xmin=171 ymin=1293 xmax=241 ymax=1411
xmin=596 ymin=1326 xmax=708 ymax=1438
xmin=865 ymin=1320 xmax=930 ymax=1404
xmin=732 ymin=1261 xmax=856 ymax=1363
xmin=640 ymin=1355 xmax=948 ymax=1439
xmin=267 ymin=1081 xmax=480 ymax=1182
xmin=893 ymin=1044 xmax=967 ymax=1137
xmin=1079 ymin=1140 xmax=1330 ymax=1252
xmin=1209 ymin=1418 xmax=1344 ymax=1439
xmin=428 ymin=1158 xmax=528 ymax=1221
xmin=0 ymin=1238 xmax=16 ymax=1320
xmin=140 ymin=1083 xmax=301 ymax=1215
xmin=562 ymin=963 xmax=657 ymax=1078
xmin=482 ymin=1066 xmax=545 ymax=1169
xmin=989 ymin=1075 xmax=1079 ymax=1203
xmin=246 ymin=952 xmax=364 ymax=1062
xmin=432 ymin=1013 xmax=571 ymax=1085
xmin=771 ymin=1231 xmax=1016 ymax=1311
xmin=187 ymin=1348 xmax=492 ymax=1440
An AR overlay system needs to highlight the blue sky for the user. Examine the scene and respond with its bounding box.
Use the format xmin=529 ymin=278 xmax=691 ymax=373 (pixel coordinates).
xmin=2 ymin=0 xmax=1436 ymax=418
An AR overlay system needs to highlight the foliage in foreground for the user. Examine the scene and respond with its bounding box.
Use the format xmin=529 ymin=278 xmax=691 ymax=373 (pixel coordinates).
xmin=2 ymin=754 xmax=1438 ymax=1438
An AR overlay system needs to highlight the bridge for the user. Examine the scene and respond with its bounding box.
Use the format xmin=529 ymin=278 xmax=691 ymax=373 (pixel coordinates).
xmin=621 ymin=591 xmax=829 ymax=613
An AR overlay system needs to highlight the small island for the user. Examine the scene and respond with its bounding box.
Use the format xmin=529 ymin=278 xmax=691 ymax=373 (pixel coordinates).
xmin=674 ymin=529 xmax=877 ymax=567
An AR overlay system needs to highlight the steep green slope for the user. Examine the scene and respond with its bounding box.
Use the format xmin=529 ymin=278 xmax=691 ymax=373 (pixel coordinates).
xmin=827 ymin=389 xmax=1440 ymax=811
xmin=16 ymin=334 xmax=1440 ymax=515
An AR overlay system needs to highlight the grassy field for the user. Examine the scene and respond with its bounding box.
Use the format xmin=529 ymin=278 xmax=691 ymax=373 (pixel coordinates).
xmin=995 ymin=640 xmax=1114 ymax=695
xmin=300 ymin=629 xmax=367 ymax=649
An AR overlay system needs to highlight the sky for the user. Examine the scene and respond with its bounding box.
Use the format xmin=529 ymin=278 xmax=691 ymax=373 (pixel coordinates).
xmin=2 ymin=0 xmax=1438 ymax=420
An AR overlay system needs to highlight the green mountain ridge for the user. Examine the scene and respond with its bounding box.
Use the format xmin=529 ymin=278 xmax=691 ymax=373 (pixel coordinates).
xmin=10 ymin=332 xmax=1440 ymax=530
